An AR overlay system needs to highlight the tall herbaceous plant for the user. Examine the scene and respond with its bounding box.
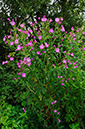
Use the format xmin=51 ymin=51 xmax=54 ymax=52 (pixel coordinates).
xmin=2 ymin=16 xmax=85 ymax=128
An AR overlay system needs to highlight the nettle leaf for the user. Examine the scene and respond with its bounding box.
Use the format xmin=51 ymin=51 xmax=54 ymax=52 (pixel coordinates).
xmin=9 ymin=52 xmax=16 ymax=57
xmin=21 ymin=101 xmax=26 ymax=106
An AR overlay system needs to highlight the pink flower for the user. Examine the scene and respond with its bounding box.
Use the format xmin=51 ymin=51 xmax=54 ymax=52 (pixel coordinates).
xmin=45 ymin=42 xmax=49 ymax=48
xmin=82 ymin=32 xmax=85 ymax=34
xmin=15 ymin=17 xmax=17 ymax=20
xmin=38 ymin=17 xmax=40 ymax=20
xmin=71 ymin=53 xmax=74 ymax=56
xmin=61 ymin=25 xmax=65 ymax=32
xmin=63 ymin=60 xmax=67 ymax=63
xmin=15 ymin=39 xmax=19 ymax=44
xmin=57 ymin=112 xmax=60 ymax=114
xmin=34 ymin=39 xmax=37 ymax=43
xmin=66 ymin=65 xmax=68 ymax=69
xmin=50 ymin=19 xmax=53 ymax=22
xmin=76 ymin=30 xmax=79 ymax=32
xmin=10 ymin=21 xmax=15 ymax=26
xmin=42 ymin=51 xmax=46 ymax=53
xmin=51 ymin=102 xmax=54 ymax=104
xmin=29 ymin=41 xmax=33 ymax=46
xmin=54 ymin=109 xmax=57 ymax=113
xmin=26 ymin=57 xmax=31 ymax=63
xmin=29 ymin=29 xmax=33 ymax=33
xmin=37 ymin=32 xmax=39 ymax=35
xmin=17 ymin=28 xmax=21 ymax=32
xmin=41 ymin=17 xmax=47 ymax=22
xmin=54 ymin=100 xmax=57 ymax=103
xmin=72 ymin=33 xmax=75 ymax=37
xmin=37 ymin=51 xmax=40 ymax=55
xmin=43 ymin=15 xmax=46 ymax=17
xmin=16 ymin=45 xmax=23 ymax=51
xmin=56 ymin=48 xmax=60 ymax=53
xmin=58 ymin=45 xmax=61 ymax=47
xmin=22 ymin=73 xmax=26 ymax=77
xmin=10 ymin=42 xmax=14 ymax=46
xmin=58 ymin=21 xmax=61 ymax=24
xmin=60 ymin=18 xmax=63 ymax=21
xmin=73 ymin=62 xmax=76 ymax=65
xmin=22 ymin=30 xmax=25 ymax=34
xmin=72 ymin=77 xmax=75 ymax=80
xmin=55 ymin=18 xmax=59 ymax=22
xmin=2 ymin=61 xmax=5 ymax=65
xmin=58 ymin=119 xmax=61 ymax=122
xmin=22 ymin=108 xmax=24 ymax=110
xmin=73 ymin=38 xmax=76 ymax=41
xmin=35 ymin=21 xmax=37 ymax=24
xmin=18 ymin=65 xmax=21 ymax=68
xmin=39 ymin=44 xmax=44 ymax=49
xmin=7 ymin=18 xmax=10 ymax=21
xmin=71 ymin=27 xmax=74 ymax=30
xmin=63 ymin=51 xmax=66 ymax=53
xmin=7 ymin=55 xmax=10 ymax=57
xmin=38 ymin=35 xmax=42 ymax=40
xmin=27 ymin=62 xmax=31 ymax=67
xmin=58 ymin=76 xmax=60 ymax=78
xmin=8 ymin=35 xmax=11 ymax=38
xmin=10 ymin=57 xmax=14 ymax=61
xmin=52 ymin=64 xmax=55 ymax=66
xmin=3 ymin=36 xmax=6 ymax=41
xmin=74 ymin=65 xmax=78 ymax=68
xmin=83 ymin=48 xmax=85 ymax=50
xmin=22 ymin=68 xmax=24 ymax=70
xmin=60 ymin=76 xmax=63 ymax=78
xmin=49 ymin=28 xmax=54 ymax=33
xmin=20 ymin=24 xmax=25 ymax=28
xmin=26 ymin=31 xmax=30 ymax=37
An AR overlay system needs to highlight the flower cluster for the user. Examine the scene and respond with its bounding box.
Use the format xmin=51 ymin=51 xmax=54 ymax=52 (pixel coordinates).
xmin=17 ymin=57 xmax=31 ymax=68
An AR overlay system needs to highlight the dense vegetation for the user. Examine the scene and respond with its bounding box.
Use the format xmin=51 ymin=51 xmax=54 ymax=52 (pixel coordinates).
xmin=0 ymin=0 xmax=85 ymax=129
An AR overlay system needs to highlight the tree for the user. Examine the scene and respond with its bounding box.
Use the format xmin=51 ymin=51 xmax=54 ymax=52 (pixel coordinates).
xmin=49 ymin=0 xmax=85 ymax=30
xmin=0 ymin=0 xmax=85 ymax=62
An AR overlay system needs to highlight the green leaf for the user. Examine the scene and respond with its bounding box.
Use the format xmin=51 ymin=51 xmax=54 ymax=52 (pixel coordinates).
xmin=38 ymin=93 xmax=43 ymax=101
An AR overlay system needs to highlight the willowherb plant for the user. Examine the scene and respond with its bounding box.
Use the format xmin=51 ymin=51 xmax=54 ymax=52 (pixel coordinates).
xmin=2 ymin=15 xmax=85 ymax=128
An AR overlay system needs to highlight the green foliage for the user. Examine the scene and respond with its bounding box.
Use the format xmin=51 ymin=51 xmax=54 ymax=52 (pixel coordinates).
xmin=50 ymin=0 xmax=85 ymax=30
xmin=0 ymin=96 xmax=43 ymax=129
xmin=0 ymin=17 xmax=85 ymax=128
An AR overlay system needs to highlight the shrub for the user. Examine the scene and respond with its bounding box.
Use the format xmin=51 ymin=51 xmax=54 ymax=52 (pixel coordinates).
xmin=1 ymin=16 xmax=85 ymax=128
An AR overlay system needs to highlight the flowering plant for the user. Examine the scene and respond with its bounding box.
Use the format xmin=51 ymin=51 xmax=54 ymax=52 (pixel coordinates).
xmin=2 ymin=15 xmax=85 ymax=128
